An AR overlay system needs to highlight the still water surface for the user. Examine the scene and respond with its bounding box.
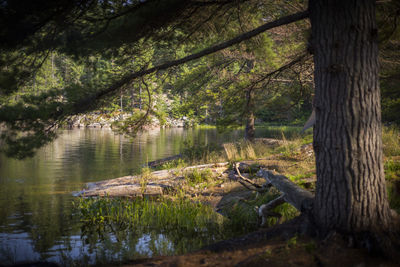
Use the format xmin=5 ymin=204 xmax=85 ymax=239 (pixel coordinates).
xmin=0 ymin=127 xmax=253 ymax=264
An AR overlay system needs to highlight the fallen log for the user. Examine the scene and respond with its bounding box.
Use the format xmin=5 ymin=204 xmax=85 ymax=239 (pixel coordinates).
xmin=234 ymin=163 xmax=263 ymax=189
xmin=74 ymin=162 xmax=229 ymax=198
xmin=257 ymin=168 xmax=314 ymax=212
xmin=183 ymin=162 xmax=229 ymax=170
xmin=80 ymin=184 xmax=166 ymax=198
xmin=256 ymin=168 xmax=314 ymax=226
xmin=258 ymin=194 xmax=286 ymax=226
xmin=236 ymin=162 xmax=262 ymax=173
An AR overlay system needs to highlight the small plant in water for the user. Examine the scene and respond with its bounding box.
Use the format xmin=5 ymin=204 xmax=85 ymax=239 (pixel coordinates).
xmin=139 ymin=167 xmax=152 ymax=193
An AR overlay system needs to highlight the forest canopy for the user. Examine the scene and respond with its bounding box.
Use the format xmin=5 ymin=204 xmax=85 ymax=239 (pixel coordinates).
xmin=0 ymin=0 xmax=398 ymax=158
xmin=0 ymin=0 xmax=313 ymax=158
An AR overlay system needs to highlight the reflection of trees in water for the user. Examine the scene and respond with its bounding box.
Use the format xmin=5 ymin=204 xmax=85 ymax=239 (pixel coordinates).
xmin=79 ymin=221 xmax=223 ymax=261
xmin=0 ymin=128 xmax=249 ymax=263
xmin=76 ymin=197 xmax=228 ymax=263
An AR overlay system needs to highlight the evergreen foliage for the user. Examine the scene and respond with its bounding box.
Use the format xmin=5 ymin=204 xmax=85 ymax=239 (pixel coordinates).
xmin=0 ymin=0 xmax=398 ymax=157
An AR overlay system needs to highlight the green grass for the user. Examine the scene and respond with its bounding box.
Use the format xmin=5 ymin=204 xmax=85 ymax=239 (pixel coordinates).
xmin=184 ymin=168 xmax=213 ymax=187
xmin=219 ymin=190 xmax=299 ymax=232
xmin=195 ymin=124 xmax=217 ymax=129
xmin=257 ymin=125 xmax=310 ymax=140
xmin=383 ymin=126 xmax=400 ymax=157
xmin=75 ymin=197 xmax=222 ymax=235
xmin=73 ymin=196 xmax=227 ymax=264
xmin=382 ymin=126 xmax=400 ymax=212
xmin=154 ymin=158 xmax=187 ymax=170
xmin=78 ymin=125 xmax=400 ymax=258
xmin=73 ymin=194 xmax=266 ymax=259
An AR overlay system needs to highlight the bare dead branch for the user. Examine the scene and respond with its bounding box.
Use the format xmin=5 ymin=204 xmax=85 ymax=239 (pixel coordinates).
xmin=258 ymin=194 xmax=286 ymax=226
xmin=234 ymin=162 xmax=263 ymax=189
xmin=257 ymin=168 xmax=314 ymax=212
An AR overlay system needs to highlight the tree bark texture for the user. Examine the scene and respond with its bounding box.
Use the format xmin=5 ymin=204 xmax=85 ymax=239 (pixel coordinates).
xmin=309 ymin=0 xmax=392 ymax=234
xmin=245 ymin=89 xmax=255 ymax=141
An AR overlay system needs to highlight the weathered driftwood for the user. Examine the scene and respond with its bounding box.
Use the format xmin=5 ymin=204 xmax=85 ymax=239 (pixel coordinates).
xmin=81 ymin=184 xmax=167 ymax=198
xmin=236 ymin=162 xmax=262 ymax=173
xmin=234 ymin=163 xmax=263 ymax=189
xmin=257 ymin=168 xmax=314 ymax=212
xmin=258 ymin=194 xmax=286 ymax=226
xmin=74 ymin=162 xmax=229 ymax=198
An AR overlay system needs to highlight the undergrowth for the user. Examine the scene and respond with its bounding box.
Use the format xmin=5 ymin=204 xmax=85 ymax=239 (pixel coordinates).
xmin=184 ymin=168 xmax=213 ymax=188
xmin=383 ymin=126 xmax=400 ymax=157
xmin=75 ymin=125 xmax=400 ymax=262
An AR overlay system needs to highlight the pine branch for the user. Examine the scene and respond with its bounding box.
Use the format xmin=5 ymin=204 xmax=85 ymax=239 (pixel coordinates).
xmin=74 ymin=10 xmax=309 ymax=112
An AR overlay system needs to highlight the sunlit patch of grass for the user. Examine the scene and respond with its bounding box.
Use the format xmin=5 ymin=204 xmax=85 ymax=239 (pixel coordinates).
xmin=257 ymin=125 xmax=307 ymax=140
xmin=383 ymin=126 xmax=400 ymax=157
xmin=300 ymin=133 xmax=313 ymax=145
xmin=223 ymin=140 xmax=263 ymax=162
xmin=223 ymin=143 xmax=239 ymax=161
xmin=241 ymin=141 xmax=257 ymax=160
xmin=184 ymin=168 xmax=213 ymax=188
xmin=154 ymin=158 xmax=187 ymax=170
xmin=273 ymin=142 xmax=301 ymax=160
xmin=195 ymin=124 xmax=217 ymax=129
xmin=384 ymin=160 xmax=400 ymax=180
xmin=139 ymin=167 xmax=153 ymax=193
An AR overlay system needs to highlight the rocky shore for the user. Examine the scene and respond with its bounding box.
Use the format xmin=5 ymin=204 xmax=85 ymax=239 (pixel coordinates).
xmin=65 ymin=113 xmax=198 ymax=129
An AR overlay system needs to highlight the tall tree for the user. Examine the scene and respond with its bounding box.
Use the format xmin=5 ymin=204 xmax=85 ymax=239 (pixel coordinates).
xmin=309 ymin=0 xmax=398 ymax=247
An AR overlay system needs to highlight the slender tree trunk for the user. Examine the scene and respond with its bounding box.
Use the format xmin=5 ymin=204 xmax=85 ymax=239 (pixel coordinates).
xmin=120 ymin=90 xmax=123 ymax=113
xmin=51 ymin=52 xmax=55 ymax=87
xmin=309 ymin=0 xmax=393 ymax=235
xmin=139 ymin=83 xmax=142 ymax=111
xmin=244 ymin=89 xmax=255 ymax=141
xmin=130 ymin=87 xmax=135 ymax=113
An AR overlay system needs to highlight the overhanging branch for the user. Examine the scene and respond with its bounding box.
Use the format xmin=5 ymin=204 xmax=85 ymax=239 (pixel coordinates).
xmin=74 ymin=10 xmax=309 ymax=112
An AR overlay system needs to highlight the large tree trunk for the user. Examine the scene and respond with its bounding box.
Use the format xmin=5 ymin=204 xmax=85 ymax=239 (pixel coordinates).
xmin=244 ymin=89 xmax=255 ymax=141
xmin=309 ymin=0 xmax=393 ymax=235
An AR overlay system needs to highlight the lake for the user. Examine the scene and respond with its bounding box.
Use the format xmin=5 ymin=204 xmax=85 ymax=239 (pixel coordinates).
xmin=0 ymin=127 xmax=253 ymax=265
xmin=0 ymin=126 xmax=303 ymax=265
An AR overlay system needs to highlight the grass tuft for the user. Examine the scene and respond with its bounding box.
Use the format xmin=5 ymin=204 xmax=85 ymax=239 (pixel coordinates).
xmin=383 ymin=126 xmax=400 ymax=157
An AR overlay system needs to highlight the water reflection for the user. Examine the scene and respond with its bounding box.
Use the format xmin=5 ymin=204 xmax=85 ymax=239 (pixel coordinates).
xmin=0 ymin=128 xmax=247 ymax=264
